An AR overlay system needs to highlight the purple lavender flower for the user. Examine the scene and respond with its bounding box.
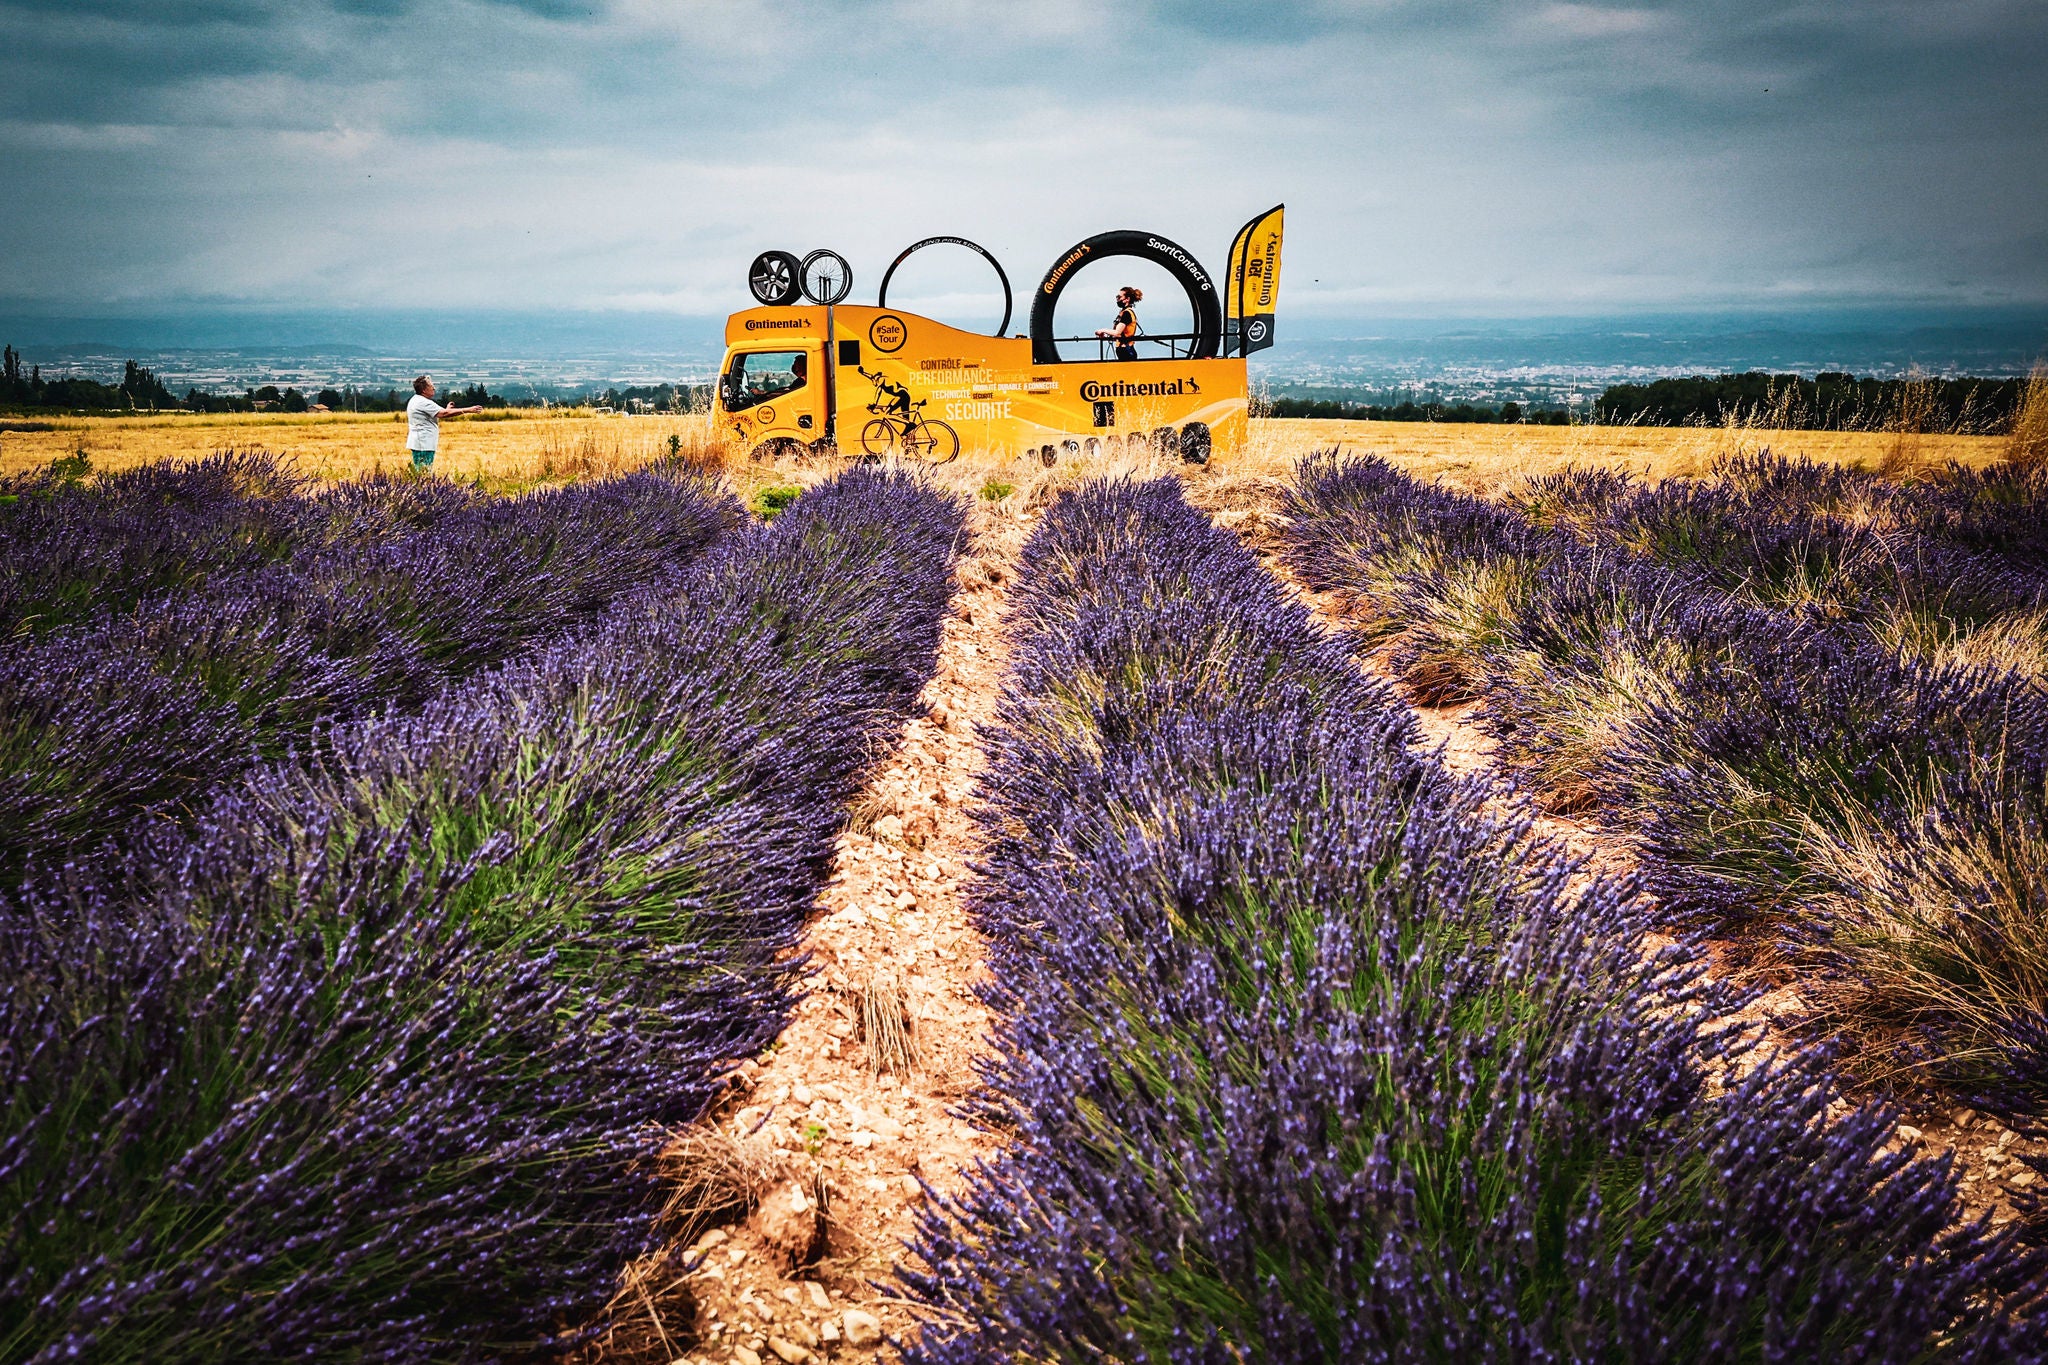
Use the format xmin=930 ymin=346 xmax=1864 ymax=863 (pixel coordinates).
xmin=1278 ymin=450 xmax=2048 ymax=1138
xmin=0 ymin=466 xmax=744 ymax=884
xmin=1 ymin=466 xmax=966 ymax=1362
xmin=897 ymin=475 xmax=2046 ymax=1361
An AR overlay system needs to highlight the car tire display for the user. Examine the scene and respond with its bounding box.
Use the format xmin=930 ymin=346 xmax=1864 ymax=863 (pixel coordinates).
xmin=1179 ymin=421 xmax=1212 ymax=465
xmin=1028 ymin=229 xmax=1224 ymax=365
xmin=747 ymin=251 xmax=804 ymax=306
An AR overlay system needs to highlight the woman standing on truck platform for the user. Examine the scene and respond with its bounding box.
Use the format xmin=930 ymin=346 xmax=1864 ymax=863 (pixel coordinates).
xmin=1095 ymin=286 xmax=1142 ymax=360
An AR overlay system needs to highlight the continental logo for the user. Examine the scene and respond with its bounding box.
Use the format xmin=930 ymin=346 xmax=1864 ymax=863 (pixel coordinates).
xmin=1148 ymin=238 xmax=1213 ymax=292
xmin=744 ymin=317 xmax=807 ymax=331
xmin=1079 ymin=377 xmax=1203 ymax=401
xmin=1255 ymin=236 xmax=1278 ymax=309
xmin=1042 ymin=242 xmax=1091 ymax=293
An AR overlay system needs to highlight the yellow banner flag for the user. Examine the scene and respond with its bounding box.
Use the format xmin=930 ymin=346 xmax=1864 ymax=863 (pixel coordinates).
xmin=1225 ymin=204 xmax=1284 ymax=356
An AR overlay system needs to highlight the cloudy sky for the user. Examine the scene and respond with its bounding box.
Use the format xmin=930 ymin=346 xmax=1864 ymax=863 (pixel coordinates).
xmin=2 ymin=0 xmax=2044 ymax=324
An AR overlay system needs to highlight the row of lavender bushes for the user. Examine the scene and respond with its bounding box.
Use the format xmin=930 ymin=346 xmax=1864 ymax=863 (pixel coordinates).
xmin=0 ymin=450 xmax=481 ymax=640
xmin=1 ymin=467 xmax=966 ymax=1361
xmin=1506 ymin=451 xmax=2048 ymax=677
xmin=1276 ymin=451 xmax=2048 ymax=1142
xmin=1701 ymin=453 xmax=2048 ymax=578
xmin=0 ymin=461 xmax=745 ymax=885
xmin=898 ymin=476 xmax=2042 ymax=1362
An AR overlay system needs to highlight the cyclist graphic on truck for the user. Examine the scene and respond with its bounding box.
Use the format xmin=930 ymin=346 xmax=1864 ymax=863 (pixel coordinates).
xmin=858 ymin=366 xmax=958 ymax=463
xmin=863 ymin=366 xmax=913 ymax=421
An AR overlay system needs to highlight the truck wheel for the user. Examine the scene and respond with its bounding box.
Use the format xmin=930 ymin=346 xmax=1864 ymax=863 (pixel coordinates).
xmin=1028 ymin=229 xmax=1224 ymax=364
xmin=860 ymin=418 xmax=898 ymax=457
xmin=808 ymin=437 xmax=840 ymax=460
xmin=1150 ymin=426 xmax=1179 ymax=459
xmin=1179 ymin=421 xmax=1212 ymax=465
xmin=748 ymin=251 xmax=803 ymax=306
xmin=757 ymin=436 xmax=805 ymax=462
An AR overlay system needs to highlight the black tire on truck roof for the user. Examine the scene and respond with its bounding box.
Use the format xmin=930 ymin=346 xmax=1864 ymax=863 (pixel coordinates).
xmin=1027 ymin=229 xmax=1224 ymax=365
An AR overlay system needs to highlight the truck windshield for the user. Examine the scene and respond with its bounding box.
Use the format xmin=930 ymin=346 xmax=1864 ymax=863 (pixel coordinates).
xmin=722 ymin=350 xmax=806 ymax=411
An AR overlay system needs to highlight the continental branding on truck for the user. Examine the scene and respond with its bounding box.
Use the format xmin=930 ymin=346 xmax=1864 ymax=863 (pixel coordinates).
xmin=1079 ymin=377 xmax=1204 ymax=400
xmin=744 ymin=317 xmax=808 ymax=331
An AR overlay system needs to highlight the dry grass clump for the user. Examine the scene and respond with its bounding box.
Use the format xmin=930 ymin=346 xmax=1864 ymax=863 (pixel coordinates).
xmin=2006 ymin=362 xmax=2048 ymax=471
xmin=1795 ymin=777 xmax=2048 ymax=1100
xmin=588 ymin=1127 xmax=780 ymax=1363
xmin=856 ymin=967 xmax=923 ymax=1076
xmin=1878 ymin=369 xmax=1940 ymax=477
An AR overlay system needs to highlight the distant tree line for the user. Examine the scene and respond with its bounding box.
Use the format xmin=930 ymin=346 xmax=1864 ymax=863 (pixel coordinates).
xmin=2 ymin=347 xmax=179 ymax=411
xmin=1592 ymin=371 xmax=2031 ymax=432
xmin=591 ymin=382 xmax=715 ymax=412
xmin=1259 ymin=395 xmax=1573 ymax=425
xmin=2 ymin=346 xmax=516 ymax=415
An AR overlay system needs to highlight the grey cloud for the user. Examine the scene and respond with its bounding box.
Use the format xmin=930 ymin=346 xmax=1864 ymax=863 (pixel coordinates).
xmin=0 ymin=0 xmax=2041 ymax=315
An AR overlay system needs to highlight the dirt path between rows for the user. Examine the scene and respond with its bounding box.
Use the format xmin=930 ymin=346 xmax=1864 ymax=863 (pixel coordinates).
xmin=1193 ymin=475 xmax=2042 ymax=1234
xmin=599 ymin=501 xmax=1027 ymax=1365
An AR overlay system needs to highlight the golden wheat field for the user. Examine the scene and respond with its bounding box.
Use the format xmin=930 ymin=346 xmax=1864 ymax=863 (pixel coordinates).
xmin=0 ymin=407 xmax=2008 ymax=495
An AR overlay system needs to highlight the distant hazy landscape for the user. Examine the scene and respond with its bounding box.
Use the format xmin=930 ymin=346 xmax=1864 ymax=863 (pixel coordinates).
xmin=3 ymin=305 xmax=2042 ymax=413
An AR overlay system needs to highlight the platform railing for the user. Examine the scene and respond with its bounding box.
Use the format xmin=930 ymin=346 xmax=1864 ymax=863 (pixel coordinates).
xmin=1052 ymin=333 xmax=1208 ymax=361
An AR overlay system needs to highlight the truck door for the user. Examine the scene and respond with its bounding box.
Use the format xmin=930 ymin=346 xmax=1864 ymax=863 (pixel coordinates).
xmin=718 ymin=346 xmax=823 ymax=450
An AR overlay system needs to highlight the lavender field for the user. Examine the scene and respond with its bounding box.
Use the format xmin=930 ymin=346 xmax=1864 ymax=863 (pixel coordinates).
xmin=900 ymin=475 xmax=2046 ymax=1360
xmin=1 ymin=459 xmax=965 ymax=1360
xmin=6 ymin=449 xmax=2048 ymax=1362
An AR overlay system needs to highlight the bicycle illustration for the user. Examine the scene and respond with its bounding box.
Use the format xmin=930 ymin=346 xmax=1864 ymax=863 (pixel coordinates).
xmin=857 ymin=368 xmax=958 ymax=463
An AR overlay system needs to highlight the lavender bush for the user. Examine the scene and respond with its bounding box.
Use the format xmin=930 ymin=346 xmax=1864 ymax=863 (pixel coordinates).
xmin=0 ymin=450 xmax=480 ymax=640
xmin=1699 ymin=451 xmax=2048 ymax=578
xmin=1280 ymin=452 xmax=2048 ymax=1123
xmin=898 ymin=477 xmax=2042 ymax=1361
xmin=1508 ymin=454 xmax=2048 ymax=675
xmin=1905 ymin=461 xmax=2048 ymax=574
xmin=0 ymin=466 xmax=744 ymax=884
xmin=0 ymin=467 xmax=965 ymax=1361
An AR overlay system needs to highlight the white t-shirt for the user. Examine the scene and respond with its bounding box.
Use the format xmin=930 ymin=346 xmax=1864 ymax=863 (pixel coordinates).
xmin=406 ymin=393 xmax=446 ymax=451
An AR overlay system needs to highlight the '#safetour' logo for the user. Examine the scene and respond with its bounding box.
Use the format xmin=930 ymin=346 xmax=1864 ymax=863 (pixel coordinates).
xmin=1079 ymin=377 xmax=1203 ymax=401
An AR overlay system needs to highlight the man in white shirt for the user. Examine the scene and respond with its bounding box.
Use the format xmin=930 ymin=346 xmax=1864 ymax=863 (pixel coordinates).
xmin=405 ymin=375 xmax=483 ymax=473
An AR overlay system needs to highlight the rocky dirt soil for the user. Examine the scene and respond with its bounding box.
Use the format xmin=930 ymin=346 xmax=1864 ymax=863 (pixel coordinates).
xmin=595 ymin=501 xmax=1030 ymax=1365
xmin=1193 ymin=472 xmax=2044 ymax=1235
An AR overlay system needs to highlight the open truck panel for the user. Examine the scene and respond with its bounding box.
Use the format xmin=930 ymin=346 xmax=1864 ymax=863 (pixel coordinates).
xmin=717 ymin=304 xmax=1248 ymax=463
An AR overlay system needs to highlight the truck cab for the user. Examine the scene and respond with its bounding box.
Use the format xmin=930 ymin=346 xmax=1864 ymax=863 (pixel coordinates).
xmin=716 ymin=315 xmax=830 ymax=459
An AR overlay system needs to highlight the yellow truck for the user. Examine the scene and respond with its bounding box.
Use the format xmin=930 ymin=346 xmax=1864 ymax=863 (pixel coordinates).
xmin=715 ymin=209 xmax=1283 ymax=467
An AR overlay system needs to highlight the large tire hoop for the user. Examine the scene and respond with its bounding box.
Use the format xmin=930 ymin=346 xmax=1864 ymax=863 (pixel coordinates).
xmin=876 ymin=236 xmax=1013 ymax=338
xmin=1028 ymin=229 xmax=1223 ymax=365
